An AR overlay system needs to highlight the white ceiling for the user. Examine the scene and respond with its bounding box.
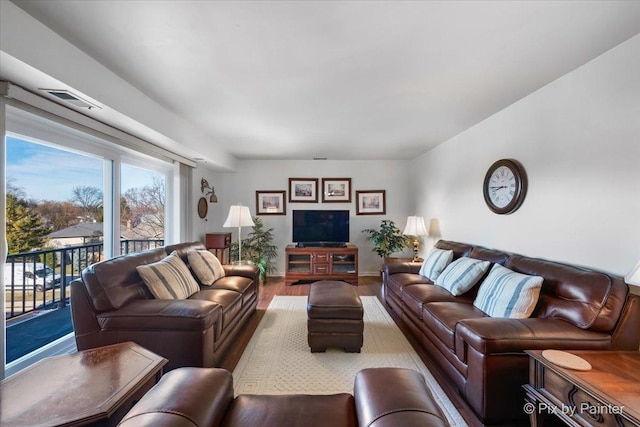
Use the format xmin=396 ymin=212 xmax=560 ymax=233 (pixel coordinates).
xmin=9 ymin=1 xmax=640 ymax=161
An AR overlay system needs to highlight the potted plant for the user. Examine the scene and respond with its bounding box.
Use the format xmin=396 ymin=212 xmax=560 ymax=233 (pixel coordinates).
xmin=230 ymin=216 xmax=278 ymax=284
xmin=362 ymin=219 xmax=412 ymax=262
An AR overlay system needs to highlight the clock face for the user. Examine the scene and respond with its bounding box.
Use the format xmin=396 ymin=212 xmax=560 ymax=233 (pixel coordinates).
xmin=488 ymin=166 xmax=517 ymax=208
xmin=483 ymin=159 xmax=527 ymax=214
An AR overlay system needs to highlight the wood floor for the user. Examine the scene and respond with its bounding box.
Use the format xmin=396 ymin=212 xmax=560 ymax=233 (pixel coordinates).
xmin=219 ymin=276 xmax=494 ymax=427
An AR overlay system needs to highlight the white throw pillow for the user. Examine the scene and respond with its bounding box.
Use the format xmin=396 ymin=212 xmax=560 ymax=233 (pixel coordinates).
xmin=418 ymin=248 xmax=454 ymax=281
xmin=187 ymin=249 xmax=226 ymax=286
xmin=435 ymin=257 xmax=491 ymax=296
xmin=473 ymin=264 xmax=543 ymax=318
xmin=137 ymin=251 xmax=200 ymax=299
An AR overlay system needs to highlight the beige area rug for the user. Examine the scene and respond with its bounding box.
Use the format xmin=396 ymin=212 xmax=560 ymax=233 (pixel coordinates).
xmin=232 ymin=296 xmax=467 ymax=427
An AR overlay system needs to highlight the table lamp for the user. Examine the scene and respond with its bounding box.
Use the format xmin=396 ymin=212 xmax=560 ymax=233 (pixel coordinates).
xmin=626 ymin=258 xmax=640 ymax=286
xmin=223 ymin=204 xmax=254 ymax=264
xmin=403 ymin=216 xmax=428 ymax=262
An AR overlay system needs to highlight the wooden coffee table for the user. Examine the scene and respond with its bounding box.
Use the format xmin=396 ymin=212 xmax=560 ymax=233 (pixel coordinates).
xmin=524 ymin=350 xmax=640 ymax=427
xmin=0 ymin=341 xmax=167 ymax=427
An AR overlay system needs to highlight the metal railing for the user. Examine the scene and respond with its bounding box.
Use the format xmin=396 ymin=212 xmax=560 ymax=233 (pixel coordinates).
xmin=4 ymin=239 xmax=164 ymax=320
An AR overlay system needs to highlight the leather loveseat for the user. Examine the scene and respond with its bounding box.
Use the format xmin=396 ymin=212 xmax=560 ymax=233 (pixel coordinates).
xmin=70 ymin=242 xmax=258 ymax=371
xmin=118 ymin=367 xmax=450 ymax=427
xmin=383 ymin=240 xmax=640 ymax=425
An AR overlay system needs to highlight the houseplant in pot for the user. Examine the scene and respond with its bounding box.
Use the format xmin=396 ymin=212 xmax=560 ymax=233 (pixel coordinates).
xmin=230 ymin=216 xmax=277 ymax=284
xmin=362 ymin=219 xmax=412 ymax=264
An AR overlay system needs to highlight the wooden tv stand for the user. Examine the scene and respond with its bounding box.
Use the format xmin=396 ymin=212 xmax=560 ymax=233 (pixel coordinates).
xmin=285 ymin=244 xmax=358 ymax=285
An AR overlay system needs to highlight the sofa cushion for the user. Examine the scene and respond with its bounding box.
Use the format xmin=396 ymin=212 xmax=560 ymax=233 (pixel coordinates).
xmin=474 ymin=264 xmax=543 ymax=319
xmin=418 ymin=248 xmax=453 ymax=281
xmin=210 ymin=276 xmax=256 ymax=305
xmin=97 ymin=299 xmax=221 ymax=331
xmin=435 ymin=257 xmax=491 ymax=296
xmin=507 ymin=255 xmax=629 ymax=332
xmin=385 ymin=273 xmax=432 ymax=299
xmin=422 ymin=302 xmax=487 ymax=351
xmin=81 ymin=247 xmax=167 ymax=312
xmin=188 ymin=249 xmax=226 ymax=285
xmin=402 ymin=284 xmax=471 ymax=320
xmin=137 ymin=251 xmax=200 ymax=300
xmin=434 ymin=240 xmax=474 ymax=259
xmin=190 ymin=289 xmax=243 ymax=331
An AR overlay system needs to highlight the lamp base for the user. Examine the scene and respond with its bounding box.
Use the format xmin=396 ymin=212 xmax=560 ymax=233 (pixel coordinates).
xmin=412 ymin=239 xmax=420 ymax=262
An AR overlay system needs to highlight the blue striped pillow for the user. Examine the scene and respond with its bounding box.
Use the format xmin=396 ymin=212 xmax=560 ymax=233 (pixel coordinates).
xmin=473 ymin=264 xmax=543 ymax=318
xmin=418 ymin=248 xmax=453 ymax=281
xmin=435 ymin=257 xmax=491 ymax=296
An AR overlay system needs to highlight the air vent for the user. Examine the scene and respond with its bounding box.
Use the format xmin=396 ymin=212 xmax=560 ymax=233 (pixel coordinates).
xmin=39 ymin=89 xmax=102 ymax=109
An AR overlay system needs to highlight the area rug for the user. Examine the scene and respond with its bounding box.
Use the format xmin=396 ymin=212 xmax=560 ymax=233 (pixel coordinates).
xmin=233 ymin=296 xmax=467 ymax=426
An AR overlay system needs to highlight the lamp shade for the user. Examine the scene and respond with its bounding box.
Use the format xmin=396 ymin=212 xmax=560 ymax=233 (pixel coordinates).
xmin=403 ymin=216 xmax=428 ymax=236
xmin=223 ymin=205 xmax=255 ymax=228
xmin=626 ymin=259 xmax=640 ymax=286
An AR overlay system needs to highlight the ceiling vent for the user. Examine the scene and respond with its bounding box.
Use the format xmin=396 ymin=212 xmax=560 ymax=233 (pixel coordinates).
xmin=39 ymin=89 xmax=102 ymax=109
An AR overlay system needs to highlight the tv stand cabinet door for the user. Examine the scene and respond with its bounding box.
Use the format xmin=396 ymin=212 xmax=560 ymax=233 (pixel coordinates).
xmin=285 ymin=245 xmax=358 ymax=286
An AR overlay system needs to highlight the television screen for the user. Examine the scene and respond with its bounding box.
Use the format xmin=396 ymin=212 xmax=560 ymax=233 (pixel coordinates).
xmin=292 ymin=210 xmax=349 ymax=245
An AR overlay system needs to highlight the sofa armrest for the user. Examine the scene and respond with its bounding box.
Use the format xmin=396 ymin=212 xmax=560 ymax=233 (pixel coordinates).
xmin=97 ymin=299 xmax=222 ymax=332
xmin=354 ymin=368 xmax=448 ymax=427
xmin=223 ymin=264 xmax=259 ymax=281
xmin=119 ymin=367 xmax=234 ymax=427
xmin=383 ymin=262 xmax=422 ymax=276
xmin=455 ymin=317 xmax=612 ymax=361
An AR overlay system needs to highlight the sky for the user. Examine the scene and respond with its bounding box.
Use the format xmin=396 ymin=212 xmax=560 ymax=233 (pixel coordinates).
xmin=6 ymin=136 xmax=162 ymax=202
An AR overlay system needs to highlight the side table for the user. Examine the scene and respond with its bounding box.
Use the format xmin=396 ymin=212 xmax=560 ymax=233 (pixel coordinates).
xmin=524 ymin=350 xmax=640 ymax=427
xmin=0 ymin=341 xmax=167 ymax=427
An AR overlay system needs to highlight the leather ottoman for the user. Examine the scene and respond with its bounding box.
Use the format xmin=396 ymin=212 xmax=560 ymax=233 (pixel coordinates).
xmin=307 ymin=281 xmax=364 ymax=353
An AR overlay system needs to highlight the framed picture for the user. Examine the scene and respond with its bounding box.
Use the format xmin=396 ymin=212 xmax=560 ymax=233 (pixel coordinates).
xmin=356 ymin=190 xmax=386 ymax=215
xmin=256 ymin=191 xmax=286 ymax=215
xmin=289 ymin=178 xmax=319 ymax=203
xmin=322 ymin=178 xmax=351 ymax=203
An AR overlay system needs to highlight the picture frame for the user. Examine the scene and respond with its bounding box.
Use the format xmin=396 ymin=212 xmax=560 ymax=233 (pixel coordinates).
xmin=289 ymin=178 xmax=319 ymax=203
xmin=256 ymin=191 xmax=286 ymax=215
xmin=356 ymin=190 xmax=386 ymax=215
xmin=322 ymin=178 xmax=352 ymax=203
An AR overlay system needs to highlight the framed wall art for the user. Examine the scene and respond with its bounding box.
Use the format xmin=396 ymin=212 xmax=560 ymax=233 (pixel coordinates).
xmin=356 ymin=190 xmax=386 ymax=215
xmin=256 ymin=190 xmax=286 ymax=215
xmin=322 ymin=178 xmax=351 ymax=203
xmin=289 ymin=178 xmax=319 ymax=203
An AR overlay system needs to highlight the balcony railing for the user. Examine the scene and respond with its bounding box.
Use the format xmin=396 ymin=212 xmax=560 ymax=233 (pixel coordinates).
xmin=4 ymin=239 xmax=164 ymax=320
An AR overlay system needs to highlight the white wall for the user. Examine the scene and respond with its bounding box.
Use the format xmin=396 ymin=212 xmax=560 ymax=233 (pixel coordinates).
xmin=410 ymin=35 xmax=640 ymax=277
xmin=193 ymin=160 xmax=413 ymax=275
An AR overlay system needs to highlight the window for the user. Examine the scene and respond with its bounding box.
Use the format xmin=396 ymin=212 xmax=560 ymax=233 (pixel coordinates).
xmin=3 ymin=105 xmax=178 ymax=375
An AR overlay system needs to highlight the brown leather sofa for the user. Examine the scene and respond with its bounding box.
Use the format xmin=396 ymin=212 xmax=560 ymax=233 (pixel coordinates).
xmin=383 ymin=240 xmax=640 ymax=425
xmin=119 ymin=367 xmax=450 ymax=427
xmin=70 ymin=242 xmax=258 ymax=371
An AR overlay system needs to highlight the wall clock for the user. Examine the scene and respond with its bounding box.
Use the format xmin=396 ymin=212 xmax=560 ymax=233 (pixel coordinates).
xmin=483 ymin=159 xmax=527 ymax=214
xmin=197 ymin=197 xmax=208 ymax=219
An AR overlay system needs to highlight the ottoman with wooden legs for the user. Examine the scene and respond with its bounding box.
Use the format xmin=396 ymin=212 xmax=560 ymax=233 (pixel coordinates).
xmin=307 ymin=280 xmax=364 ymax=353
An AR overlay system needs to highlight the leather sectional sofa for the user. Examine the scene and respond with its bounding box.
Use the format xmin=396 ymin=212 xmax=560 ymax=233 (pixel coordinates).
xmin=119 ymin=366 xmax=450 ymax=427
xmin=70 ymin=241 xmax=259 ymax=371
xmin=383 ymin=240 xmax=640 ymax=425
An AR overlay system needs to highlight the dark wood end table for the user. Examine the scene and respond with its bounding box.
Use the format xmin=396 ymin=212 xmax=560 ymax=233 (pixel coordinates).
xmin=0 ymin=341 xmax=167 ymax=427
xmin=524 ymin=350 xmax=640 ymax=427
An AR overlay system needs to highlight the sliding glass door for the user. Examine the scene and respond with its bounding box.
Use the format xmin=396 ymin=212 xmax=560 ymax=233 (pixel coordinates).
xmin=3 ymin=105 xmax=175 ymax=374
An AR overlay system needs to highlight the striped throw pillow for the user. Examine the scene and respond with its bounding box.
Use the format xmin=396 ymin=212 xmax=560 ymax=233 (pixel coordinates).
xmin=137 ymin=251 xmax=200 ymax=299
xmin=418 ymin=248 xmax=454 ymax=281
xmin=187 ymin=249 xmax=226 ymax=286
xmin=435 ymin=257 xmax=491 ymax=296
xmin=473 ymin=264 xmax=543 ymax=318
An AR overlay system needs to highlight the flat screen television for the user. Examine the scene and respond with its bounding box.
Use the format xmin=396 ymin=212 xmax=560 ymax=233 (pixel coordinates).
xmin=292 ymin=210 xmax=349 ymax=247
